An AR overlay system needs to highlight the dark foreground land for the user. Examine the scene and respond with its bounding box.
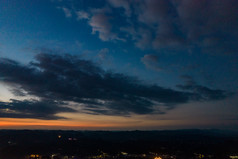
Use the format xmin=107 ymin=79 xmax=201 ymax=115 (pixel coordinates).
xmin=0 ymin=129 xmax=237 ymax=159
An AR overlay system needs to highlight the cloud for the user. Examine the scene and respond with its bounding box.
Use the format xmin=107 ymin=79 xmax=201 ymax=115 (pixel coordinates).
xmin=141 ymin=54 xmax=162 ymax=72
xmin=136 ymin=0 xmax=185 ymax=49
xmin=137 ymin=0 xmax=238 ymax=53
xmin=74 ymin=7 xmax=125 ymax=42
xmin=135 ymin=28 xmax=153 ymax=49
xmin=58 ymin=7 xmax=72 ymax=18
xmin=58 ymin=0 xmax=238 ymax=54
xmin=76 ymin=11 xmax=90 ymax=20
xmin=89 ymin=13 xmax=118 ymax=41
xmin=98 ymin=48 xmax=109 ymax=61
xmin=0 ymin=53 xmax=231 ymax=116
xmin=177 ymin=75 xmax=232 ymax=101
xmin=137 ymin=0 xmax=173 ymax=24
xmin=107 ymin=0 xmax=131 ymax=16
xmin=175 ymin=0 xmax=238 ymax=54
xmin=97 ymin=48 xmax=114 ymax=68
xmin=0 ymin=99 xmax=75 ymax=120
xmin=120 ymin=27 xmax=154 ymax=49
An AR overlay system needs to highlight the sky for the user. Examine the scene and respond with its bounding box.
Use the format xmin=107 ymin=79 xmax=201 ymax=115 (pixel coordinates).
xmin=0 ymin=0 xmax=238 ymax=130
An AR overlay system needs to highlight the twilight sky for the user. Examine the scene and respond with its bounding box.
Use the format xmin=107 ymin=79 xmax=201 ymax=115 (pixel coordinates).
xmin=0 ymin=0 xmax=238 ymax=130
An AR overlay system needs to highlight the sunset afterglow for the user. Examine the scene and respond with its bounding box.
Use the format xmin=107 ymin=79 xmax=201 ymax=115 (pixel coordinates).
xmin=0 ymin=0 xmax=238 ymax=130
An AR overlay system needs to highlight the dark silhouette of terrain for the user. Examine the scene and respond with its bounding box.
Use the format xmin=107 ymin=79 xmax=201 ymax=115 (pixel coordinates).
xmin=0 ymin=129 xmax=237 ymax=159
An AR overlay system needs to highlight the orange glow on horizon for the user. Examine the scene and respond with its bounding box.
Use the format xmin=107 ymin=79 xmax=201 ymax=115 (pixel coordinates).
xmin=0 ymin=114 xmax=222 ymax=130
xmin=0 ymin=118 xmax=117 ymax=129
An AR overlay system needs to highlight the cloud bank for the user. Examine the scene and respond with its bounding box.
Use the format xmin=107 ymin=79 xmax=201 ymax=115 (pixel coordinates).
xmin=0 ymin=53 xmax=231 ymax=119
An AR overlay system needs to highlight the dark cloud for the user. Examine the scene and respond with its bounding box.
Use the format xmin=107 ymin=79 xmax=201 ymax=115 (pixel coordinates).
xmin=0 ymin=53 xmax=230 ymax=117
xmin=137 ymin=0 xmax=185 ymax=48
xmin=177 ymin=75 xmax=232 ymax=101
xmin=175 ymin=0 xmax=238 ymax=54
xmin=63 ymin=0 xmax=238 ymax=54
xmin=0 ymin=99 xmax=74 ymax=120
xmin=135 ymin=28 xmax=153 ymax=50
xmin=135 ymin=0 xmax=238 ymax=53
xmin=107 ymin=0 xmax=131 ymax=16
xmin=141 ymin=54 xmax=162 ymax=72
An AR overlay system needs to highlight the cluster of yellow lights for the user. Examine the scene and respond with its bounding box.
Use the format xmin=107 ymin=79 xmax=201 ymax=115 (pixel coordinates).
xmin=30 ymin=154 xmax=39 ymax=157
xmin=154 ymin=157 xmax=162 ymax=159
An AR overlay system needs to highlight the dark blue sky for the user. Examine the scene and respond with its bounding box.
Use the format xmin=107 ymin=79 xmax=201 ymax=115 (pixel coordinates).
xmin=0 ymin=0 xmax=238 ymax=130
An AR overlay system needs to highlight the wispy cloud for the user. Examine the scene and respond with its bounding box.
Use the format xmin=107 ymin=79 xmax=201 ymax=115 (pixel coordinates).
xmin=57 ymin=7 xmax=72 ymax=18
xmin=0 ymin=99 xmax=74 ymax=120
xmin=76 ymin=11 xmax=90 ymax=20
